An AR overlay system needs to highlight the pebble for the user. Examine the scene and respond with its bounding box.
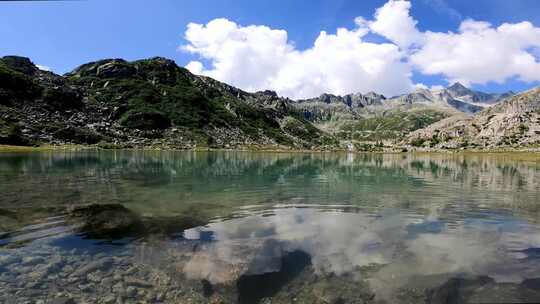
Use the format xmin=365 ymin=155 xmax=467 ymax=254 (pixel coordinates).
xmin=102 ymin=295 xmax=116 ymax=304
xmin=124 ymin=277 xmax=153 ymax=288
xmin=126 ymin=286 xmax=137 ymax=298
xmin=156 ymin=292 xmax=165 ymax=301
xmin=0 ymin=255 xmax=21 ymax=267
xmin=28 ymin=270 xmax=47 ymax=281
xmin=79 ymin=283 xmax=93 ymax=292
xmin=87 ymin=272 xmax=103 ymax=283
xmin=112 ymin=282 xmax=125 ymax=294
xmin=50 ymin=298 xmax=76 ymax=304
xmin=123 ymin=266 xmax=138 ymax=275
xmin=72 ymin=257 xmax=113 ymax=277
xmin=22 ymin=256 xmax=46 ymax=266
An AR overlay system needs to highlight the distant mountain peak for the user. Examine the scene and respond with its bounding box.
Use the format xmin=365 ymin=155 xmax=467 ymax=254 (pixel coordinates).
xmin=447 ymin=82 xmax=472 ymax=95
xmin=364 ymin=91 xmax=386 ymax=100
xmin=448 ymin=82 xmax=467 ymax=89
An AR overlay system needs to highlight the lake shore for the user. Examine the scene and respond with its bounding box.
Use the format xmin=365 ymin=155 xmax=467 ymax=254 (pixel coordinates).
xmin=2 ymin=143 xmax=540 ymax=155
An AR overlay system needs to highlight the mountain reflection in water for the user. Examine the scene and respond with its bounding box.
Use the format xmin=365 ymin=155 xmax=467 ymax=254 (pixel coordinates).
xmin=1 ymin=151 xmax=540 ymax=303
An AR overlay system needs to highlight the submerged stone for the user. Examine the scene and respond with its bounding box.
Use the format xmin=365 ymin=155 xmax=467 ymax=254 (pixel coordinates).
xmin=68 ymin=203 xmax=207 ymax=240
xmin=237 ymin=250 xmax=311 ymax=304
xmin=69 ymin=204 xmax=144 ymax=239
xmin=71 ymin=257 xmax=113 ymax=277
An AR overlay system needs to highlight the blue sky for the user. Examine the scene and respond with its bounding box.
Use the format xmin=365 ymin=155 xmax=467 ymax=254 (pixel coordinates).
xmin=2 ymin=0 xmax=540 ymax=97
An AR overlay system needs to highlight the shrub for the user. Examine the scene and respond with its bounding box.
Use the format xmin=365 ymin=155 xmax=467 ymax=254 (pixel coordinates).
xmin=42 ymin=87 xmax=82 ymax=110
xmin=0 ymin=119 xmax=31 ymax=145
xmin=411 ymin=137 xmax=426 ymax=147
xmin=53 ymin=127 xmax=102 ymax=144
xmin=119 ymin=109 xmax=171 ymax=130
xmin=0 ymin=64 xmax=42 ymax=105
xmin=519 ymin=124 xmax=529 ymax=134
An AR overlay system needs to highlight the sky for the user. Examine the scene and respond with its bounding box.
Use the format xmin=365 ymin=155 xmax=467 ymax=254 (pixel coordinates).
xmin=2 ymin=0 xmax=540 ymax=99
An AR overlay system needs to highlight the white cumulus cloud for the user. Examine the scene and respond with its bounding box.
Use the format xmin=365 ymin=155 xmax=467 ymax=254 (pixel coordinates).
xmin=181 ymin=0 xmax=540 ymax=99
xmin=411 ymin=19 xmax=540 ymax=86
xmin=182 ymin=16 xmax=413 ymax=99
xmin=368 ymin=0 xmax=423 ymax=50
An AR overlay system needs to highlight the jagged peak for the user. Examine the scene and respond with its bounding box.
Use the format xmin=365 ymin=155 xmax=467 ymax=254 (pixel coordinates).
xmin=364 ymin=91 xmax=386 ymax=99
xmin=446 ymin=82 xmax=473 ymax=96
xmin=448 ymin=82 xmax=468 ymax=90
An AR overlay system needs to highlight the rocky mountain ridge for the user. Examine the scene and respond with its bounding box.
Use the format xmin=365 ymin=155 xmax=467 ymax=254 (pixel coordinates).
xmin=292 ymin=82 xmax=514 ymax=122
xmin=1 ymin=55 xmax=538 ymax=151
xmin=0 ymin=56 xmax=336 ymax=150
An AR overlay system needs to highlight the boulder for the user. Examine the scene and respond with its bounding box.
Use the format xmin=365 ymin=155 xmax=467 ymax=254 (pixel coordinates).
xmin=69 ymin=204 xmax=144 ymax=239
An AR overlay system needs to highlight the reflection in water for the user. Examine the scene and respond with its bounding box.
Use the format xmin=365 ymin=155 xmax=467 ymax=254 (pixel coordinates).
xmin=0 ymin=151 xmax=540 ymax=303
xmin=177 ymin=205 xmax=540 ymax=302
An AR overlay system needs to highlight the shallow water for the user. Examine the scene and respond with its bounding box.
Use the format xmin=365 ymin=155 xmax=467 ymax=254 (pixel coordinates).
xmin=1 ymin=151 xmax=540 ymax=303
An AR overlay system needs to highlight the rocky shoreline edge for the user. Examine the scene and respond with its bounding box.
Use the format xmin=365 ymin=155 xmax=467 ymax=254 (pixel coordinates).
xmin=2 ymin=144 xmax=540 ymax=154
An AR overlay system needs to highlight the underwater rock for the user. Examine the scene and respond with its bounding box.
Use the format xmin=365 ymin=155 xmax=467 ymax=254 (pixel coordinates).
xmin=426 ymin=276 xmax=494 ymax=304
xmin=237 ymin=250 xmax=311 ymax=304
xmin=71 ymin=257 xmax=113 ymax=277
xmin=69 ymin=204 xmax=144 ymax=239
xmin=143 ymin=215 xmax=206 ymax=236
xmin=69 ymin=203 xmax=207 ymax=240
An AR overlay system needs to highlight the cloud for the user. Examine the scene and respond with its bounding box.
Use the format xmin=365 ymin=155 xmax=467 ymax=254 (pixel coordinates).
xmin=368 ymin=0 xmax=423 ymax=50
xmin=182 ymin=16 xmax=413 ymax=99
xmin=36 ymin=64 xmax=51 ymax=72
xmin=410 ymin=20 xmax=540 ymax=85
xmin=181 ymin=0 xmax=540 ymax=98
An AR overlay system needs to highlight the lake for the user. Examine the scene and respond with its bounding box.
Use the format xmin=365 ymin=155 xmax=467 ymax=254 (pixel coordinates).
xmin=1 ymin=151 xmax=540 ymax=303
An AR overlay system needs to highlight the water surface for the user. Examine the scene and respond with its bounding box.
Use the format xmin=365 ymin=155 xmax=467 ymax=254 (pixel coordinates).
xmin=1 ymin=151 xmax=540 ymax=303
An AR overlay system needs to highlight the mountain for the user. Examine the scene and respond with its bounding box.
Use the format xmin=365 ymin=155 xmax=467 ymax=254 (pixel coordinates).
xmin=0 ymin=56 xmax=337 ymax=149
xmin=405 ymin=87 xmax=540 ymax=149
xmin=446 ymin=82 xmax=515 ymax=105
xmin=291 ymin=82 xmax=513 ymax=125
xmin=387 ymin=82 xmax=514 ymax=113
xmin=288 ymin=83 xmax=513 ymax=144
xmin=293 ymin=92 xmax=385 ymax=121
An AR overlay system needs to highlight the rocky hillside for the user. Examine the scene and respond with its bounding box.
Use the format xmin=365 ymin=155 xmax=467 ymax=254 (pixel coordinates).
xmin=289 ymin=82 xmax=513 ymax=146
xmin=406 ymin=87 xmax=540 ymax=149
xmin=0 ymin=56 xmax=337 ymax=150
